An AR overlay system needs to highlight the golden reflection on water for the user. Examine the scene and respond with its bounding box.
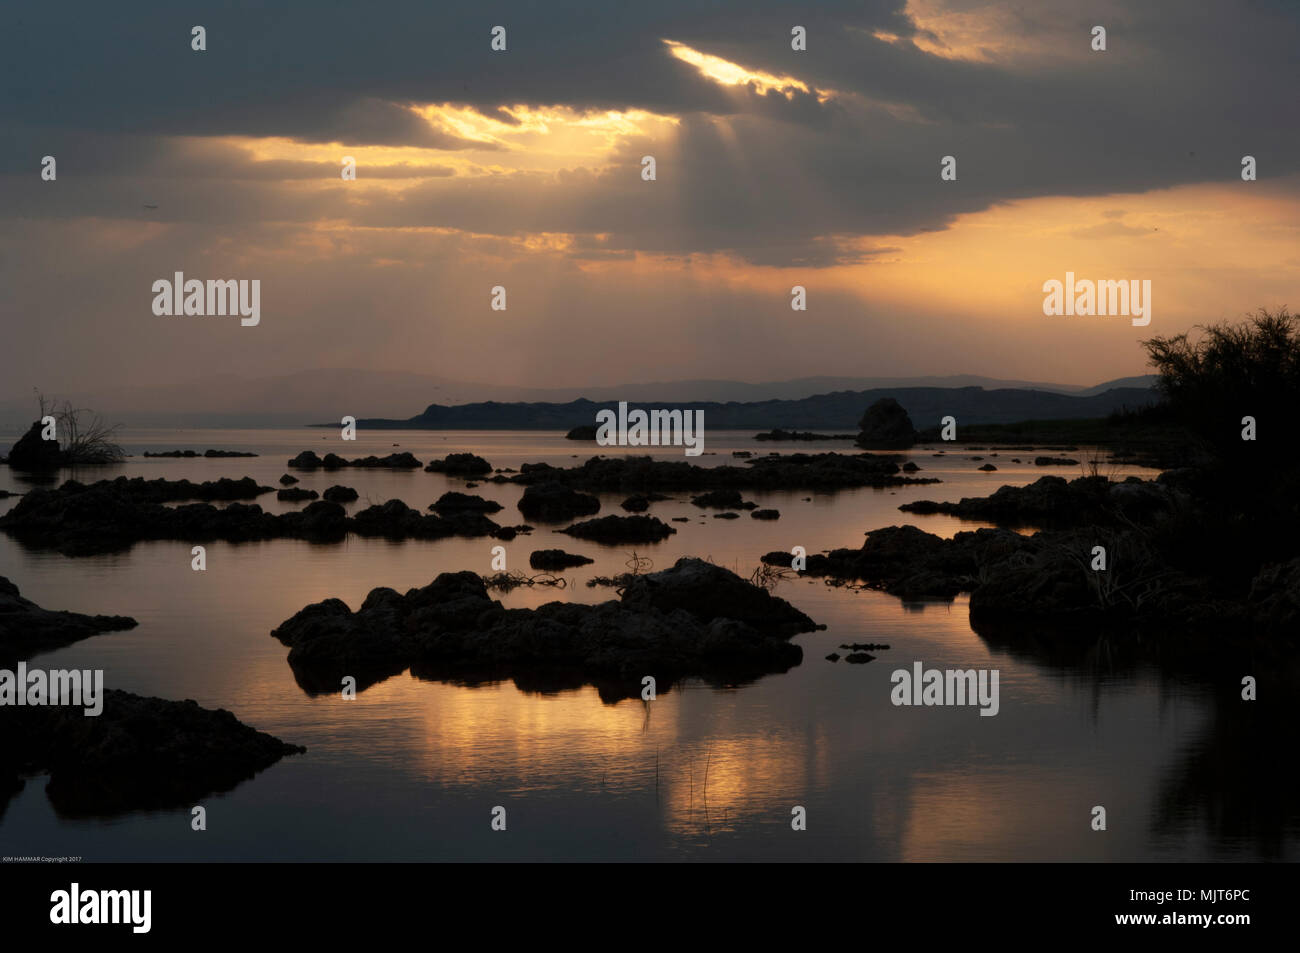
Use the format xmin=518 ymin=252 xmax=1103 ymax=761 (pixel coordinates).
xmin=3 ymin=430 xmax=1249 ymax=861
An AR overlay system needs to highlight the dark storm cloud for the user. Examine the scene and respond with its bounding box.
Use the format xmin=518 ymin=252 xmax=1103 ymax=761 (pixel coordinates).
xmin=1 ymin=0 xmax=1297 ymax=266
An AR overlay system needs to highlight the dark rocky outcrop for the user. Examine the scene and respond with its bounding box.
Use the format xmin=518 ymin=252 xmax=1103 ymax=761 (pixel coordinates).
xmin=620 ymin=493 xmax=670 ymax=513
xmin=270 ymin=558 xmax=818 ymax=700
xmin=1034 ymin=456 xmax=1080 ymax=466
xmin=508 ymin=452 xmax=936 ymax=494
xmin=560 ymin=515 xmax=676 ymax=544
xmin=751 ymin=508 xmax=780 ymax=520
xmin=0 ymin=575 xmax=137 ymax=667
xmin=529 ymin=549 xmax=594 ymax=570
xmin=1 ymin=691 xmax=303 ymax=818
xmin=289 ymin=450 xmax=421 ymax=470
xmin=430 ymin=491 xmax=501 ymax=514
xmin=899 ymin=475 xmax=1176 ymax=528
xmin=5 ymin=422 xmax=64 ymax=471
xmin=279 ymin=473 xmax=299 ymax=486
xmin=755 ymin=429 xmax=856 ymax=441
xmin=144 ymin=450 xmax=257 ymax=458
xmin=423 ymin=453 xmax=492 ymax=476
xmin=350 ymin=499 xmax=504 ymax=541
xmin=0 ymin=479 xmax=505 ymax=555
xmin=691 ymin=489 xmax=756 ymax=510
xmin=278 ymin=487 xmax=319 ymax=502
xmin=323 ymin=485 xmax=359 ymax=503
xmin=517 ymin=482 xmax=600 ymax=522
xmin=565 ymin=425 xmax=598 ymax=440
xmin=856 ymin=398 xmax=917 ymax=449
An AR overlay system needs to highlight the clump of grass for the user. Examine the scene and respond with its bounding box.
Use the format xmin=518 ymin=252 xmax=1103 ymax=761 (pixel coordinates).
xmin=587 ymin=551 xmax=653 ymax=589
xmin=481 ymin=571 xmax=567 ymax=592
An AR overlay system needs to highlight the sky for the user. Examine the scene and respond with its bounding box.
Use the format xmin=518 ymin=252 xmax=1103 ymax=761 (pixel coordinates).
xmin=1 ymin=0 xmax=1297 ymax=409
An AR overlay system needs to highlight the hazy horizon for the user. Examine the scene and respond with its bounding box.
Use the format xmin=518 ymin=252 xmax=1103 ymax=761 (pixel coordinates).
xmin=3 ymin=0 xmax=1297 ymax=409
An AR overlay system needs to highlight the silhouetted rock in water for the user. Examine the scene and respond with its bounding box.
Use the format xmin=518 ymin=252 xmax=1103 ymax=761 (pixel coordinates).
xmin=856 ymin=398 xmax=917 ymax=449
xmin=565 ymin=425 xmax=598 ymax=440
xmin=733 ymin=451 xmax=752 ymax=458
xmin=560 ymin=515 xmax=676 ymax=544
xmin=1034 ymin=456 xmax=1079 ymax=466
xmin=979 ymin=463 xmax=998 ymax=471
xmin=845 ymin=652 xmax=875 ymax=663
xmin=5 ymin=422 xmax=65 ymax=471
xmin=144 ymin=449 xmax=257 ymax=458
xmin=0 ymin=576 xmax=137 ymax=667
xmin=755 ymin=429 xmax=856 ymax=441
xmin=691 ymin=489 xmax=756 ymax=509
xmin=762 ymin=504 xmax=1297 ymax=637
xmin=825 ymin=652 xmax=840 ymax=662
xmin=509 ymin=452 xmax=935 ymax=494
xmin=279 ymin=473 xmax=299 ymax=485
xmin=271 ymin=558 xmax=817 ymax=701
xmin=424 ymin=453 xmax=492 ymax=476
xmin=278 ymin=487 xmax=319 ymax=502
xmin=518 ymin=482 xmax=600 ymax=521
xmin=671 ymin=516 xmax=690 ymax=522
xmin=0 ymin=690 xmax=304 ymax=819
xmin=751 ymin=508 xmax=780 ymax=520
xmin=620 ymin=493 xmax=669 ymax=513
xmin=351 ymin=499 xmax=504 ymax=540
xmin=762 ymin=524 xmax=1022 ymax=601
xmin=289 ymin=450 xmax=421 ymax=470
xmin=902 ymin=461 xmax=920 ymax=472
xmin=900 ymin=475 xmax=1176 ymax=528
xmin=430 ymin=491 xmax=501 ymax=514
xmin=323 ymin=485 xmax=358 ymax=503
xmin=529 ymin=549 xmax=594 ymax=570
xmin=713 ymin=512 xmax=740 ymax=519
xmin=288 ymin=451 xmax=324 ymax=468
xmin=0 ymin=480 xmax=501 ymax=555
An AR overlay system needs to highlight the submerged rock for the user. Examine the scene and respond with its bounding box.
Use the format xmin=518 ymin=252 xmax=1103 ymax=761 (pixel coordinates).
xmin=271 ymin=558 xmax=818 ymax=700
xmin=323 ymin=485 xmax=359 ymax=503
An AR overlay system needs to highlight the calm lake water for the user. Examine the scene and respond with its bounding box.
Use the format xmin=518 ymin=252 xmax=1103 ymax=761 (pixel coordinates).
xmin=0 ymin=429 xmax=1292 ymax=861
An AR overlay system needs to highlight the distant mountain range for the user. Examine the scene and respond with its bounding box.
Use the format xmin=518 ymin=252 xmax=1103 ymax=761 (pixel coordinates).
xmin=0 ymin=368 xmax=1157 ymax=430
xmin=354 ymin=385 xmax=1158 ymax=431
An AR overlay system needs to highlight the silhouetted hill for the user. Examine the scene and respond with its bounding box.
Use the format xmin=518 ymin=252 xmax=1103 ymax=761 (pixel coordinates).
xmin=350 ymin=386 xmax=1157 ymax=431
